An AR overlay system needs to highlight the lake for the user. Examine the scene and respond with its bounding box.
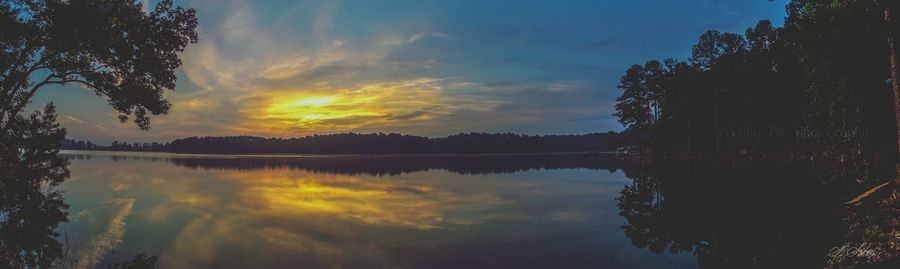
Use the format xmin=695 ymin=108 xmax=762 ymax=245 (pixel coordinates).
xmin=51 ymin=150 xmax=885 ymax=268
xmin=55 ymin=150 xmax=701 ymax=268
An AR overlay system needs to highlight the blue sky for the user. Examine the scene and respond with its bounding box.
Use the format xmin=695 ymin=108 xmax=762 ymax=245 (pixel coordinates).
xmin=32 ymin=0 xmax=789 ymax=143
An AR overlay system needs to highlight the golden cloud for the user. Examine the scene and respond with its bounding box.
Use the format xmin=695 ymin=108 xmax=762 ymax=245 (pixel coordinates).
xmin=229 ymin=78 xmax=461 ymax=135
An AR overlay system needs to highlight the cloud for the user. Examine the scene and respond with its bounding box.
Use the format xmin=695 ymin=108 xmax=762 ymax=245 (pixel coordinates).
xmin=154 ymin=1 xmax=522 ymax=139
xmin=256 ymin=55 xmax=317 ymax=80
xmin=407 ymin=32 xmax=426 ymax=43
xmin=583 ymin=38 xmax=627 ymax=50
xmin=388 ymin=111 xmax=427 ymax=120
xmin=59 ymin=115 xmax=113 ymax=137
xmin=546 ymin=80 xmax=588 ymax=92
xmin=407 ymin=32 xmax=450 ymax=44
xmin=47 ymin=0 xmax=654 ymax=143
xmin=227 ymin=77 xmax=509 ymax=135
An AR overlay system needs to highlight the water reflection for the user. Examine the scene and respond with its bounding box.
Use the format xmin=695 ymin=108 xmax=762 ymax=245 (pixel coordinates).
xmin=616 ymin=160 xmax=895 ymax=268
xmin=58 ymin=151 xmax=694 ymax=268
xmin=0 ymin=114 xmax=69 ymax=268
xmin=8 ymin=150 xmax=896 ymax=268
xmin=0 ymin=179 xmax=68 ymax=268
xmin=64 ymin=152 xmax=630 ymax=175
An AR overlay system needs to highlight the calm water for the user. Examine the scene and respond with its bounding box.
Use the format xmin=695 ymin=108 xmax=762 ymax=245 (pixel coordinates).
xmin=57 ymin=151 xmax=700 ymax=269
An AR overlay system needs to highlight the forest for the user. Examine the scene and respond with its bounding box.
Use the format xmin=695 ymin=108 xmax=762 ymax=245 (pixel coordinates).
xmin=610 ymin=3 xmax=900 ymax=264
xmin=62 ymin=132 xmax=626 ymax=154
xmin=614 ymin=1 xmax=900 ymax=160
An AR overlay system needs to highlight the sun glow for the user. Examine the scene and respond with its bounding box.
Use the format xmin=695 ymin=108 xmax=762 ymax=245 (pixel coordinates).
xmin=264 ymin=94 xmax=383 ymax=126
xmin=267 ymin=96 xmax=340 ymax=114
xmin=288 ymin=96 xmax=338 ymax=107
xmin=233 ymin=78 xmax=466 ymax=135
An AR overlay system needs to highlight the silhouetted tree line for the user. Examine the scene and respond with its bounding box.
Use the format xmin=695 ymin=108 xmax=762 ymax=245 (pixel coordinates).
xmin=62 ymin=132 xmax=629 ymax=154
xmin=616 ymin=1 xmax=900 ymax=159
xmin=61 ymin=152 xmax=632 ymax=176
xmin=62 ymin=139 xmax=169 ymax=152
xmin=166 ymin=154 xmax=631 ymax=176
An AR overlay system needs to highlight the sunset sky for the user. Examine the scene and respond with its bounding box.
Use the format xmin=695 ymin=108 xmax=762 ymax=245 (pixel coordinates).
xmin=31 ymin=0 xmax=788 ymax=143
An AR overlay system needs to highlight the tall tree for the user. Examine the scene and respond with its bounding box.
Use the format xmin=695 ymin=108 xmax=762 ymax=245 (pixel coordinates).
xmin=0 ymin=1 xmax=197 ymax=267
xmin=643 ymin=60 xmax=666 ymax=123
xmin=656 ymin=58 xmax=698 ymax=152
xmin=0 ymin=104 xmax=68 ymax=268
xmin=0 ymin=0 xmax=198 ymax=131
xmin=615 ymin=65 xmax=652 ymax=152
xmin=688 ymin=31 xmax=748 ymax=153
xmin=888 ymin=2 xmax=900 ymax=158
xmin=614 ymin=20 xmax=809 ymax=155
xmin=788 ymin=0 xmax=899 ymax=157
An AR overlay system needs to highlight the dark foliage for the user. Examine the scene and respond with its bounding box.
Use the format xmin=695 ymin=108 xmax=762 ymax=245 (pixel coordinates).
xmin=610 ymin=2 xmax=900 ymax=267
xmin=615 ymin=9 xmax=899 ymax=157
xmin=0 ymin=0 xmax=198 ymax=130
xmin=62 ymin=132 xmax=628 ymax=154
xmin=616 ymin=160 xmax=895 ymax=268
xmin=0 ymin=104 xmax=68 ymax=268
xmin=0 ymin=1 xmax=196 ymax=268
xmin=614 ymin=20 xmax=810 ymax=155
xmin=107 ymin=253 xmax=158 ymax=269
xmin=62 ymin=138 xmax=169 ymax=152
xmin=61 ymin=151 xmax=632 ymax=176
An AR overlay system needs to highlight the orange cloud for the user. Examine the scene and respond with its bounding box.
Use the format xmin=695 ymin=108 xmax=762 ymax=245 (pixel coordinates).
xmin=227 ymin=78 xmax=479 ymax=135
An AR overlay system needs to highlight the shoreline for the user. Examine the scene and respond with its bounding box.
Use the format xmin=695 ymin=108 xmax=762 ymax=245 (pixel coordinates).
xmin=59 ymin=149 xmax=621 ymax=158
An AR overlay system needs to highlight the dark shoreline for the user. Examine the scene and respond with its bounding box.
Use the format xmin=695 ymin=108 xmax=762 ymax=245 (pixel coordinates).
xmin=59 ymin=149 xmax=621 ymax=157
xmin=61 ymin=150 xmax=637 ymax=176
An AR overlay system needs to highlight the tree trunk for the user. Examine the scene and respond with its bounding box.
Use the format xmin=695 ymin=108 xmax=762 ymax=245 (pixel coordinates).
xmin=885 ymin=5 xmax=900 ymax=182
xmin=686 ymin=96 xmax=692 ymax=152
xmin=713 ymin=88 xmax=720 ymax=153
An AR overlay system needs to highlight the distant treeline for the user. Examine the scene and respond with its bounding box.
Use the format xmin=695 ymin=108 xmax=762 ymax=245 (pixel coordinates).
xmin=61 ymin=132 xmax=627 ymax=154
xmin=61 ymin=139 xmax=169 ymax=152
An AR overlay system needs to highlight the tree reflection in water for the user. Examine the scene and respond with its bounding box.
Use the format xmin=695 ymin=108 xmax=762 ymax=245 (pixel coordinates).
xmin=59 ymin=152 xmax=632 ymax=176
xmin=0 ymin=105 xmax=69 ymax=268
xmin=0 ymin=106 xmax=158 ymax=268
xmin=616 ymin=160 xmax=897 ymax=268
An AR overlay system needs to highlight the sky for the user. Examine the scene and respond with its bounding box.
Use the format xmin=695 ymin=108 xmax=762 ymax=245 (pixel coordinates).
xmin=30 ymin=0 xmax=789 ymax=144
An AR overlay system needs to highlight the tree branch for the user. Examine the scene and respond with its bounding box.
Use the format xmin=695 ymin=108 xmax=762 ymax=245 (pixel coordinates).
xmin=1 ymin=73 xmax=60 ymax=132
xmin=1 ymin=48 xmax=53 ymax=101
xmin=53 ymin=78 xmax=98 ymax=90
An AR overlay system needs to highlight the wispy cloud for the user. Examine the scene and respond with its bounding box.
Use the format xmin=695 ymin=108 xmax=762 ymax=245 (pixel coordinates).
xmin=37 ymin=0 xmax=788 ymax=142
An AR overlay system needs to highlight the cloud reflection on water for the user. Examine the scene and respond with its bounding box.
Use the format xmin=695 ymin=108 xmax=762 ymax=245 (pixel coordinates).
xmin=58 ymin=152 xmax=694 ymax=268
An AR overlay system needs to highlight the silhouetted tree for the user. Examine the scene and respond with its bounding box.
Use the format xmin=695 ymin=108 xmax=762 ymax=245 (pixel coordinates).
xmin=785 ymin=1 xmax=900 ymax=192
xmin=0 ymin=104 xmax=68 ymax=268
xmin=612 ymin=18 xmax=880 ymax=157
xmin=0 ymin=1 xmax=197 ymax=267
xmin=791 ymin=0 xmax=900 ymax=157
xmin=0 ymin=0 xmax=198 ymax=130
xmin=615 ymin=65 xmax=652 ymax=153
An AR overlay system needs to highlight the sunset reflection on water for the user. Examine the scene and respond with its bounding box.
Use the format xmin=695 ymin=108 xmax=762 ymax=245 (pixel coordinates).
xmin=59 ymin=151 xmax=698 ymax=269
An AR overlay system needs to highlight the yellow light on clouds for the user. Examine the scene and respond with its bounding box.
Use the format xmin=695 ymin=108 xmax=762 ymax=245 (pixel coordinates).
xmin=233 ymin=78 xmax=464 ymax=135
xmin=265 ymin=94 xmax=383 ymax=126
